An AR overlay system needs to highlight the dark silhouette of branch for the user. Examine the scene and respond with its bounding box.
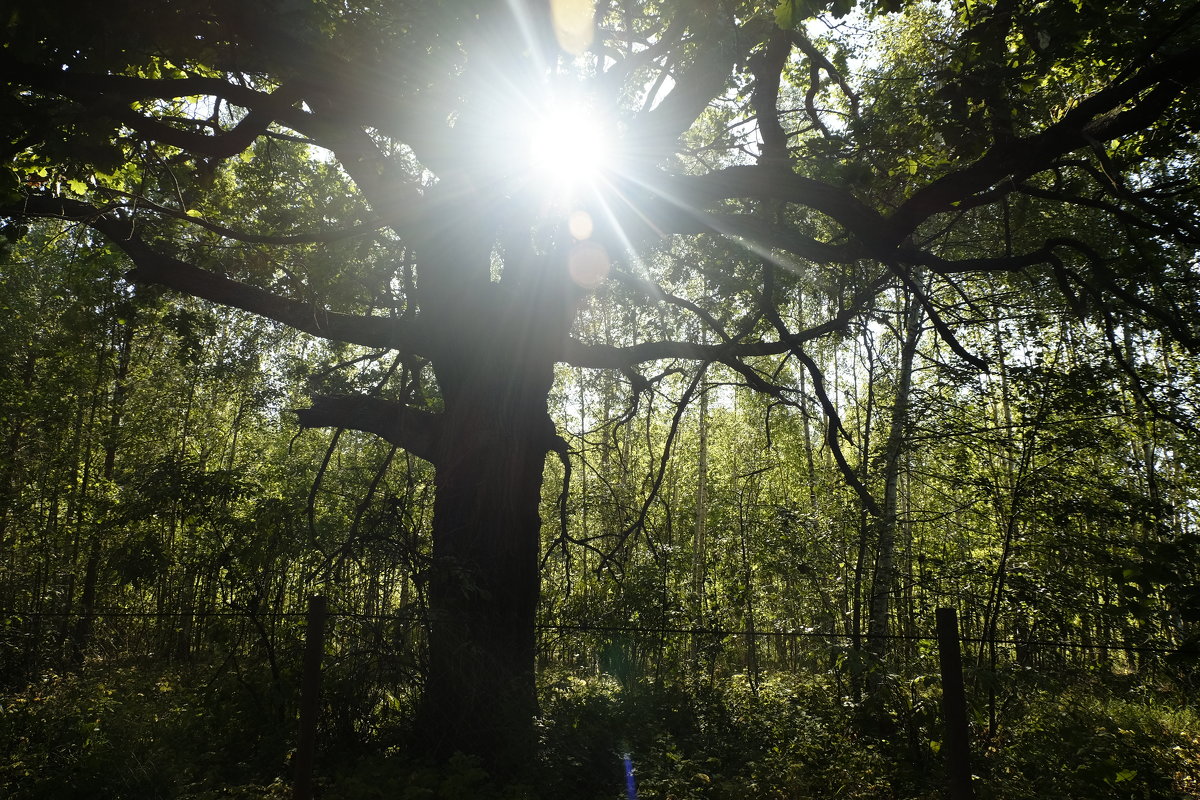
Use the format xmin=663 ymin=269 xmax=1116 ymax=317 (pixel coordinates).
xmin=4 ymin=196 xmax=430 ymax=353
xmin=790 ymin=30 xmax=859 ymax=119
xmin=887 ymin=262 xmax=988 ymax=371
xmin=623 ymin=16 xmax=765 ymax=164
xmin=750 ymin=27 xmax=793 ymax=161
xmin=98 ymin=190 xmax=388 ymax=245
xmin=563 ymin=296 xmax=866 ymax=369
xmin=888 ymin=45 xmax=1200 ymax=239
xmin=759 ymin=262 xmax=880 ymax=515
xmin=294 ymin=395 xmax=442 ymax=464
xmin=602 ymin=366 xmax=706 ymax=572
xmin=610 ymin=268 xmax=735 ymax=344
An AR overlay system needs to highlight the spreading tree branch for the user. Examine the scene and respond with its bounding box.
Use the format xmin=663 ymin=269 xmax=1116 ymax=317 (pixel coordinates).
xmin=749 ymin=28 xmax=793 ymax=162
xmin=889 ymin=45 xmax=1200 ymax=239
xmin=4 ymin=196 xmax=430 ymax=353
xmin=293 ymin=395 xmax=442 ymax=464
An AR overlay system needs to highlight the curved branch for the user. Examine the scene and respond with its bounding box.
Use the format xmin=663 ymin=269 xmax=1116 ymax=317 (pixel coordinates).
xmin=561 ymin=293 xmax=869 ymax=369
xmin=645 ymin=166 xmax=885 ymax=241
xmin=1060 ymin=158 xmax=1200 ymax=243
xmin=98 ymin=189 xmax=387 ymax=244
xmin=634 ymin=205 xmax=856 ymax=263
xmin=759 ymin=263 xmax=879 ymax=516
xmin=5 ymin=196 xmax=430 ymax=353
xmin=6 ymin=57 xmax=302 ymax=160
xmin=889 ymin=45 xmax=1200 ymax=239
xmin=887 ymin=262 xmax=987 ymax=371
xmin=6 ymin=56 xmax=429 ymax=232
xmin=602 ymin=366 xmax=706 ymax=568
xmin=1015 ymin=182 xmax=1200 ymax=244
xmin=899 ymin=245 xmax=1056 ymax=274
xmin=1048 ymin=237 xmax=1200 ymax=349
xmin=793 ymin=343 xmax=880 ymax=517
xmin=0 ymin=55 xmax=289 ymax=108
xmin=102 ymin=92 xmax=292 ymax=159
xmin=597 ymin=14 xmax=690 ymax=101
xmin=610 ymin=268 xmax=735 ymax=344
xmin=623 ymin=17 xmax=766 ymax=164
xmin=749 ymin=27 xmax=793 ymax=162
xmin=790 ymin=30 xmax=859 ymax=119
xmin=294 ymin=395 xmax=442 ymax=464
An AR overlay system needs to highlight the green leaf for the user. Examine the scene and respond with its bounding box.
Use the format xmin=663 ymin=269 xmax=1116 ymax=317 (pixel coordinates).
xmin=774 ymin=0 xmax=795 ymax=30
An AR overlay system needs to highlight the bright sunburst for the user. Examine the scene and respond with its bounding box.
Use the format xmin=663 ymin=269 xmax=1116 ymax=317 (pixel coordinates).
xmin=524 ymin=99 xmax=614 ymax=197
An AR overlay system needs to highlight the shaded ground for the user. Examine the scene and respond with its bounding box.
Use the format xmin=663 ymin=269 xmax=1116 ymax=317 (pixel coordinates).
xmin=2 ymin=665 xmax=1198 ymax=799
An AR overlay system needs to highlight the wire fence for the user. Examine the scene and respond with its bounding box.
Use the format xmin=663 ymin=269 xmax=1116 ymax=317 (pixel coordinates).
xmin=1 ymin=607 xmax=1192 ymax=656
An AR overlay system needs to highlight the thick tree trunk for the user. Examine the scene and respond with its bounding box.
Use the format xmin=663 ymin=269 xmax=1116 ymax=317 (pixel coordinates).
xmin=417 ymin=389 xmax=550 ymax=766
xmin=413 ymin=269 xmax=574 ymax=769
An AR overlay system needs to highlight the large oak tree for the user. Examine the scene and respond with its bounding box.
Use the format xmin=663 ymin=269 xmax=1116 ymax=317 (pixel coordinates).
xmin=4 ymin=0 xmax=1199 ymax=765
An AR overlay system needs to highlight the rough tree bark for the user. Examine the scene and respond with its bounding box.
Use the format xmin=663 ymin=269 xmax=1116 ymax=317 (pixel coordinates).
xmin=415 ymin=277 xmax=575 ymax=765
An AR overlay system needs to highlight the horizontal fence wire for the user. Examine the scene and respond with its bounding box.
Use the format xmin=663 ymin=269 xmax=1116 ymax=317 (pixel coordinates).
xmin=537 ymin=622 xmax=1194 ymax=655
xmin=0 ymin=608 xmax=1192 ymax=655
xmin=0 ymin=610 xmax=314 ymax=619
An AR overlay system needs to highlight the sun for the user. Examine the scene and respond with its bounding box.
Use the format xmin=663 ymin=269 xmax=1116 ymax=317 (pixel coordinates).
xmin=524 ymin=99 xmax=614 ymax=197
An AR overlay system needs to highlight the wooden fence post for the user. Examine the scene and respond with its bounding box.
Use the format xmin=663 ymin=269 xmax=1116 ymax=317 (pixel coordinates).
xmin=935 ymin=607 xmax=975 ymax=800
xmin=294 ymin=595 xmax=328 ymax=800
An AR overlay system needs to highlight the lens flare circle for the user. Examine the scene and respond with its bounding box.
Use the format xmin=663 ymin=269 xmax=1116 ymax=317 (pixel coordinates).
xmin=550 ymin=0 xmax=596 ymax=55
xmin=568 ymin=239 xmax=610 ymax=289
xmin=568 ymin=209 xmax=594 ymax=240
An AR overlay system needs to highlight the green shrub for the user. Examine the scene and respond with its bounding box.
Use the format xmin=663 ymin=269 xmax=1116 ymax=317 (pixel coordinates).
xmin=3 ymin=666 xmax=1196 ymax=799
xmin=983 ymin=688 xmax=1200 ymax=800
xmin=0 ymin=669 xmax=191 ymax=798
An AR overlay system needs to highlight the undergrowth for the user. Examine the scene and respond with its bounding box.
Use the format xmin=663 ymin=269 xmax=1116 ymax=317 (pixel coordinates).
xmin=1 ymin=665 xmax=1197 ymax=799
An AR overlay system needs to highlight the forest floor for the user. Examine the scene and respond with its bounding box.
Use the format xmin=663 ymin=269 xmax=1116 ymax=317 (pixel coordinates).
xmin=1 ymin=664 xmax=1198 ymax=799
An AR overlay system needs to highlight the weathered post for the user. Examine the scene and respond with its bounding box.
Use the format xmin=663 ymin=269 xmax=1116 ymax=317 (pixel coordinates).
xmin=294 ymin=595 xmax=328 ymax=800
xmin=935 ymin=607 xmax=974 ymax=800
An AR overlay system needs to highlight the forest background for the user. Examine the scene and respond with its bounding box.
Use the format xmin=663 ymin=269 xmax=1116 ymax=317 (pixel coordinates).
xmin=2 ymin=0 xmax=1200 ymax=797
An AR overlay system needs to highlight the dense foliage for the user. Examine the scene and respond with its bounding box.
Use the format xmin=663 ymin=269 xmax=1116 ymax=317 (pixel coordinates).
xmin=3 ymin=0 xmax=1200 ymax=796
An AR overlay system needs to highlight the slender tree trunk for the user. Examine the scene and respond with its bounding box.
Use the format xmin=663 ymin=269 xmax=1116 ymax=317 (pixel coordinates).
xmin=70 ymin=311 xmax=136 ymax=665
xmin=693 ymin=381 xmax=709 ymax=627
xmin=866 ymin=283 xmax=924 ymax=662
xmin=68 ymin=543 xmax=101 ymax=666
xmin=850 ymin=336 xmax=873 ymax=654
xmin=0 ymin=351 xmax=38 ymax=550
xmin=737 ymin=494 xmax=760 ymax=689
xmin=977 ymin=319 xmax=1025 ymax=732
